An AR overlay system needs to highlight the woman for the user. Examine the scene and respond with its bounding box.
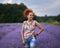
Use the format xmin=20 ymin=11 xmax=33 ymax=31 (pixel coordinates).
xmin=21 ymin=9 xmax=44 ymax=48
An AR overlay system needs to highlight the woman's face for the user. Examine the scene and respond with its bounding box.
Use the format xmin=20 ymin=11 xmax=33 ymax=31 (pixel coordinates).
xmin=27 ymin=12 xmax=34 ymax=20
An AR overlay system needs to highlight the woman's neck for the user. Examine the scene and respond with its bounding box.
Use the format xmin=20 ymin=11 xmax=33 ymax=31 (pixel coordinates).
xmin=27 ymin=19 xmax=33 ymax=22
xmin=27 ymin=19 xmax=33 ymax=25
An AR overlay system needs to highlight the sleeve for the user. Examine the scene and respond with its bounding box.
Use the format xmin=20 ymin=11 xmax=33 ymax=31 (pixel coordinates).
xmin=23 ymin=21 xmax=26 ymax=25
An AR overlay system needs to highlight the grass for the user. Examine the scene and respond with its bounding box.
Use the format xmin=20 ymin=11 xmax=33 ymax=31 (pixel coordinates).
xmin=45 ymin=19 xmax=60 ymax=26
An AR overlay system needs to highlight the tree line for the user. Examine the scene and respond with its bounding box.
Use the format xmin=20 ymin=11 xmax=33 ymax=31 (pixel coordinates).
xmin=0 ymin=3 xmax=60 ymax=23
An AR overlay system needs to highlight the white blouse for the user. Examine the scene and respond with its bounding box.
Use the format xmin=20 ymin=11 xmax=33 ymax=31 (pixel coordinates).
xmin=23 ymin=20 xmax=37 ymax=39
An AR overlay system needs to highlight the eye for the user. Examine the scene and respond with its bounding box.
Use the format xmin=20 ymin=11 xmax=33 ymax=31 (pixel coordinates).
xmin=30 ymin=15 xmax=33 ymax=16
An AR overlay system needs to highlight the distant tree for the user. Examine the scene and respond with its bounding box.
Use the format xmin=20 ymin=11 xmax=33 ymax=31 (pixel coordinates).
xmin=45 ymin=14 xmax=47 ymax=17
xmin=56 ymin=14 xmax=60 ymax=22
xmin=0 ymin=3 xmax=27 ymax=23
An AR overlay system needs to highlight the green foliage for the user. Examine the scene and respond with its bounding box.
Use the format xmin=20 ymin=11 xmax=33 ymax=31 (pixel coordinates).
xmin=0 ymin=3 xmax=27 ymax=23
xmin=36 ymin=16 xmax=60 ymax=25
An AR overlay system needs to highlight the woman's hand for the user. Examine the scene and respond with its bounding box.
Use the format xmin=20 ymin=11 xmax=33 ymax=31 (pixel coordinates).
xmin=35 ymin=32 xmax=39 ymax=36
xmin=34 ymin=32 xmax=39 ymax=38
xmin=34 ymin=31 xmax=43 ymax=37
xmin=22 ymin=40 xmax=26 ymax=46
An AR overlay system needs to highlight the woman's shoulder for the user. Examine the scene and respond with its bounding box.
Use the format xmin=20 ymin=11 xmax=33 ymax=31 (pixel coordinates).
xmin=23 ymin=20 xmax=27 ymax=24
xmin=33 ymin=20 xmax=38 ymax=23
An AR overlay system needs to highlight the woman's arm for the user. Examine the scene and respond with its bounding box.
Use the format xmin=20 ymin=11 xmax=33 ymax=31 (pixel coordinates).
xmin=21 ymin=23 xmax=26 ymax=45
xmin=21 ymin=23 xmax=24 ymax=41
xmin=35 ymin=21 xmax=44 ymax=35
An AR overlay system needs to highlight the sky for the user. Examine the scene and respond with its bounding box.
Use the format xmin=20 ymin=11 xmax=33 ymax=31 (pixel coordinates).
xmin=0 ymin=0 xmax=60 ymax=16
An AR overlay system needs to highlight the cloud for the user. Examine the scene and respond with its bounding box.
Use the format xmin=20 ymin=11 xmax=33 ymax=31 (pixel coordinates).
xmin=25 ymin=0 xmax=60 ymax=16
xmin=3 ymin=0 xmax=12 ymax=3
xmin=27 ymin=5 xmax=45 ymax=16
xmin=2 ymin=0 xmax=60 ymax=16
xmin=44 ymin=0 xmax=60 ymax=9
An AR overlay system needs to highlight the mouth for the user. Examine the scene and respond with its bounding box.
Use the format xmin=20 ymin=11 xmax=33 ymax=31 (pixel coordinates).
xmin=31 ymin=17 xmax=32 ymax=19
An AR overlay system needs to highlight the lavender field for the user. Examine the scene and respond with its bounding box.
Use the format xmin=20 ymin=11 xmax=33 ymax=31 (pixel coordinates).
xmin=0 ymin=23 xmax=60 ymax=48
